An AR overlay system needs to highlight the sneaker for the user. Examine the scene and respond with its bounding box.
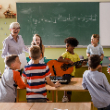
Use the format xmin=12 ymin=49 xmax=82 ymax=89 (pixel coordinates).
xmin=62 ymin=96 xmax=69 ymax=102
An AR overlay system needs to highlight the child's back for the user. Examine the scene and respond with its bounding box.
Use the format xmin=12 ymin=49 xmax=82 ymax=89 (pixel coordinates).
xmin=23 ymin=45 xmax=61 ymax=102
xmin=82 ymin=55 xmax=110 ymax=109
xmin=83 ymin=70 xmax=110 ymax=108
xmin=23 ymin=63 xmax=50 ymax=101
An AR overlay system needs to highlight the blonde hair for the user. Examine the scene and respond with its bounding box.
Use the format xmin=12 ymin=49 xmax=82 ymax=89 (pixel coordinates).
xmin=9 ymin=22 xmax=20 ymax=29
xmin=92 ymin=34 xmax=99 ymax=41
xmin=29 ymin=45 xmax=41 ymax=60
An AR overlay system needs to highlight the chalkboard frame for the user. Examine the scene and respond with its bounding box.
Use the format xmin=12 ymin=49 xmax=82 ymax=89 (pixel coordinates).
xmin=17 ymin=2 xmax=99 ymax=47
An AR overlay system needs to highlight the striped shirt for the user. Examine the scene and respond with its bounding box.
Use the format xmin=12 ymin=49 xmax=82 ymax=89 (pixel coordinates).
xmin=22 ymin=63 xmax=51 ymax=100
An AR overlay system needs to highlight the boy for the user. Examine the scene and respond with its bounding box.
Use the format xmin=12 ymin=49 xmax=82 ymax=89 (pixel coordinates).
xmin=22 ymin=45 xmax=61 ymax=102
xmin=0 ymin=55 xmax=26 ymax=102
xmin=86 ymin=34 xmax=104 ymax=72
xmin=82 ymin=55 xmax=110 ymax=110
xmin=58 ymin=37 xmax=85 ymax=102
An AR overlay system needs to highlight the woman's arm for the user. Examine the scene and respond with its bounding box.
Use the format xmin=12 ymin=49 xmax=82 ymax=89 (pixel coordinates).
xmin=1 ymin=39 xmax=8 ymax=58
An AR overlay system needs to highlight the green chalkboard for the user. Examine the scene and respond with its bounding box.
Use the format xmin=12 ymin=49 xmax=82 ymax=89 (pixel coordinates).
xmin=17 ymin=2 xmax=99 ymax=45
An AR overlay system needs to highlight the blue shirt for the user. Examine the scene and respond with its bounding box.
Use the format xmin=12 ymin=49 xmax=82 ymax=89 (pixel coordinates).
xmin=82 ymin=70 xmax=110 ymax=108
xmin=86 ymin=44 xmax=104 ymax=56
xmin=1 ymin=34 xmax=28 ymax=58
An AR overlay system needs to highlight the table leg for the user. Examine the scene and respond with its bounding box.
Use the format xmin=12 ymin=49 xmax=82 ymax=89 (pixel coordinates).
xmin=56 ymin=91 xmax=58 ymax=102
xmin=91 ymin=102 xmax=94 ymax=110
xmin=52 ymin=91 xmax=54 ymax=102
xmin=16 ymin=89 xmax=19 ymax=102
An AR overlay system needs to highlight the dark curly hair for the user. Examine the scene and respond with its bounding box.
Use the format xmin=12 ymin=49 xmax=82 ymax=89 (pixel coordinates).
xmin=64 ymin=37 xmax=79 ymax=47
xmin=88 ymin=55 xmax=101 ymax=69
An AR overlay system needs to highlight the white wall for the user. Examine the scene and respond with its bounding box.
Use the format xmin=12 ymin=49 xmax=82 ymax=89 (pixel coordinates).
xmin=100 ymin=2 xmax=110 ymax=46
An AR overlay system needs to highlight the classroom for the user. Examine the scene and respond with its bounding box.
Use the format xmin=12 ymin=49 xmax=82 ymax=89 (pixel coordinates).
xmin=0 ymin=0 xmax=110 ymax=110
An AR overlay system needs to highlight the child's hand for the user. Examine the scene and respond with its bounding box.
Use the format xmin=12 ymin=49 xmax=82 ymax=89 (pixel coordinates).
xmin=107 ymin=68 xmax=110 ymax=74
xmin=54 ymin=81 xmax=61 ymax=88
xmin=107 ymin=64 xmax=110 ymax=74
xmin=100 ymin=56 xmax=103 ymax=61
xmin=67 ymin=60 xmax=74 ymax=65
xmin=82 ymin=61 xmax=87 ymax=66
xmin=96 ymin=65 xmax=102 ymax=70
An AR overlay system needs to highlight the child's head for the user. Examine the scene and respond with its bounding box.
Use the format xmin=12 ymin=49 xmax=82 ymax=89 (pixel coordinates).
xmin=64 ymin=37 xmax=79 ymax=52
xmin=5 ymin=55 xmax=21 ymax=70
xmin=29 ymin=45 xmax=41 ymax=60
xmin=88 ymin=55 xmax=101 ymax=69
xmin=91 ymin=34 xmax=99 ymax=45
xmin=31 ymin=34 xmax=43 ymax=55
xmin=65 ymin=37 xmax=79 ymax=47
xmin=32 ymin=34 xmax=42 ymax=46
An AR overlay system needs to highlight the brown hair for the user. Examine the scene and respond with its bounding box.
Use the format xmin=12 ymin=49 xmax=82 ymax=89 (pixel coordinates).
xmin=5 ymin=55 xmax=18 ymax=67
xmin=64 ymin=37 xmax=79 ymax=47
xmin=88 ymin=55 xmax=101 ymax=69
xmin=29 ymin=45 xmax=41 ymax=60
xmin=31 ymin=34 xmax=43 ymax=56
xmin=92 ymin=34 xmax=99 ymax=40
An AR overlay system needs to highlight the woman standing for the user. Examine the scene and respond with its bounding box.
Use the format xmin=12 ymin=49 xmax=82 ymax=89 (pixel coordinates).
xmin=1 ymin=22 xmax=28 ymax=58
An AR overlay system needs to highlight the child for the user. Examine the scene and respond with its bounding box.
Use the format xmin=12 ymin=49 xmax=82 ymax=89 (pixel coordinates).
xmin=29 ymin=34 xmax=45 ymax=64
xmin=57 ymin=37 xmax=85 ymax=102
xmin=86 ymin=34 xmax=104 ymax=72
xmin=22 ymin=45 xmax=61 ymax=102
xmin=82 ymin=55 xmax=110 ymax=110
xmin=0 ymin=55 xmax=26 ymax=102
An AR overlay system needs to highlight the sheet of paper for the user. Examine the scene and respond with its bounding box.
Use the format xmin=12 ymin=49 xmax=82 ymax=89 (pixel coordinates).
xmin=18 ymin=53 xmax=28 ymax=69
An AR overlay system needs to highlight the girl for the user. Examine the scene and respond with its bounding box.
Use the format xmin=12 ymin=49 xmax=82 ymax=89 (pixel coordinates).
xmin=28 ymin=34 xmax=45 ymax=64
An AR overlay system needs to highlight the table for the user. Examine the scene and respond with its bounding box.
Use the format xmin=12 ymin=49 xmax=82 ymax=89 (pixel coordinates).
xmin=46 ymin=78 xmax=88 ymax=102
xmin=17 ymin=78 xmax=88 ymax=102
xmin=0 ymin=102 xmax=91 ymax=110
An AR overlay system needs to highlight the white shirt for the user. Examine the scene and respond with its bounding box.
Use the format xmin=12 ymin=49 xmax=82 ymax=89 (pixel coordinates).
xmin=1 ymin=34 xmax=28 ymax=58
xmin=86 ymin=44 xmax=104 ymax=56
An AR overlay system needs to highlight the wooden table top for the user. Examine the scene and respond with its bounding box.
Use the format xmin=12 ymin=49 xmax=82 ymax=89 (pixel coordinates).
xmin=46 ymin=78 xmax=87 ymax=91
xmin=17 ymin=78 xmax=88 ymax=92
xmin=0 ymin=102 xmax=91 ymax=110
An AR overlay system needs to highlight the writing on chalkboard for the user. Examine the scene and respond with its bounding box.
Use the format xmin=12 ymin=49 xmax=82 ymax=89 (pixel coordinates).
xmin=21 ymin=10 xmax=97 ymax=24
